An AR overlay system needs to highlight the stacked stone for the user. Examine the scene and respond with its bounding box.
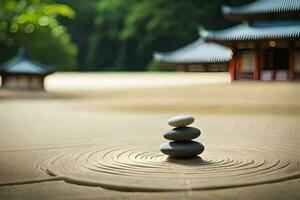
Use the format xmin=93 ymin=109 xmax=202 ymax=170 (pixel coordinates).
xmin=160 ymin=115 xmax=204 ymax=158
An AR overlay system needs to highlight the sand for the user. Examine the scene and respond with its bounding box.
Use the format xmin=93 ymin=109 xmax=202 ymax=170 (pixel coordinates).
xmin=0 ymin=72 xmax=300 ymax=199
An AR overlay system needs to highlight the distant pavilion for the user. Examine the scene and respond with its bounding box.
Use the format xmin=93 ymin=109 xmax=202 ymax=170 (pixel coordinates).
xmin=0 ymin=48 xmax=54 ymax=90
xmin=154 ymin=39 xmax=232 ymax=72
xmin=154 ymin=0 xmax=300 ymax=81
xmin=200 ymin=0 xmax=300 ymax=81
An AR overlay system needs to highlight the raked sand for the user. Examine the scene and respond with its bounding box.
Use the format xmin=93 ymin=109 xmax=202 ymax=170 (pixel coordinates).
xmin=0 ymin=72 xmax=300 ymax=199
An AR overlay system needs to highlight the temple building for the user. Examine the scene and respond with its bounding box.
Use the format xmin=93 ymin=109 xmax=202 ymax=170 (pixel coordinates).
xmin=154 ymin=39 xmax=233 ymax=72
xmin=0 ymin=48 xmax=54 ymax=90
xmin=200 ymin=0 xmax=300 ymax=81
xmin=154 ymin=0 xmax=300 ymax=81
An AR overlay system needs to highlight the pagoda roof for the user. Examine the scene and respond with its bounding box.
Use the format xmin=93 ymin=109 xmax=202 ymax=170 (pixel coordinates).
xmin=153 ymin=39 xmax=233 ymax=64
xmin=200 ymin=21 xmax=300 ymax=43
xmin=0 ymin=48 xmax=54 ymax=75
xmin=222 ymin=0 xmax=300 ymax=21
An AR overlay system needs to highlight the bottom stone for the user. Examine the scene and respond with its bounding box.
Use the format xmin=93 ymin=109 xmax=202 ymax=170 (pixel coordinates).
xmin=160 ymin=141 xmax=205 ymax=158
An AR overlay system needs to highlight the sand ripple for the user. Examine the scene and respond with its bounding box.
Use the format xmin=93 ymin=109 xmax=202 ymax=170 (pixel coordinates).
xmin=37 ymin=145 xmax=300 ymax=191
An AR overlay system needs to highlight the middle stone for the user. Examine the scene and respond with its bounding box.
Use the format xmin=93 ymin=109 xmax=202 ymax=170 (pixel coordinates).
xmin=163 ymin=127 xmax=201 ymax=141
xmin=160 ymin=141 xmax=204 ymax=158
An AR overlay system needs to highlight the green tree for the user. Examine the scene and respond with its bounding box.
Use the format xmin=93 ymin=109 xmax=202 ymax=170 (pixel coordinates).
xmin=0 ymin=0 xmax=77 ymax=70
xmin=55 ymin=0 xmax=98 ymax=70
xmin=86 ymin=0 xmax=253 ymax=71
xmin=85 ymin=0 xmax=133 ymax=71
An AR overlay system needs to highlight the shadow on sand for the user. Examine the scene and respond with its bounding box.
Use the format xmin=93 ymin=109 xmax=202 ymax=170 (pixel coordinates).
xmin=166 ymin=156 xmax=213 ymax=166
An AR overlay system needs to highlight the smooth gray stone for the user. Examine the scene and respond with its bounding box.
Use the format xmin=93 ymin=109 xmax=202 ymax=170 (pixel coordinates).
xmin=168 ymin=115 xmax=194 ymax=127
xmin=164 ymin=127 xmax=201 ymax=141
xmin=160 ymin=141 xmax=204 ymax=158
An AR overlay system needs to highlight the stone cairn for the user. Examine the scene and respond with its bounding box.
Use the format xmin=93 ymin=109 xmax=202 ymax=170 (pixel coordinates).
xmin=160 ymin=115 xmax=204 ymax=158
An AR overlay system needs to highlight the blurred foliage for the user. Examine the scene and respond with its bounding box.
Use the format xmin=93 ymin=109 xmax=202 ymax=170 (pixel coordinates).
xmin=0 ymin=0 xmax=77 ymax=70
xmin=54 ymin=0 xmax=98 ymax=70
xmin=0 ymin=0 xmax=254 ymax=71
xmin=83 ymin=0 xmax=253 ymax=71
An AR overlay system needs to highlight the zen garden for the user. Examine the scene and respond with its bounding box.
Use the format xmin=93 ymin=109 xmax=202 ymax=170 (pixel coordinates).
xmin=0 ymin=0 xmax=300 ymax=199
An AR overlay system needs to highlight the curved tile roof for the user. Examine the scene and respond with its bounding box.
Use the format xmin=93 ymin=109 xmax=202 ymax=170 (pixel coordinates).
xmin=0 ymin=48 xmax=54 ymax=75
xmin=222 ymin=0 xmax=300 ymax=17
xmin=153 ymin=39 xmax=233 ymax=64
xmin=200 ymin=21 xmax=300 ymax=42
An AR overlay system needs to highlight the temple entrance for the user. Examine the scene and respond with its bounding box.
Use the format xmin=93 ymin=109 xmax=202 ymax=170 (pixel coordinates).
xmin=261 ymin=48 xmax=289 ymax=81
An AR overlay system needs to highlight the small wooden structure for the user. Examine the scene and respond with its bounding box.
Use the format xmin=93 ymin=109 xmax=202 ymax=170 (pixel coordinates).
xmin=153 ymin=39 xmax=233 ymax=72
xmin=200 ymin=0 xmax=300 ymax=81
xmin=0 ymin=48 xmax=54 ymax=90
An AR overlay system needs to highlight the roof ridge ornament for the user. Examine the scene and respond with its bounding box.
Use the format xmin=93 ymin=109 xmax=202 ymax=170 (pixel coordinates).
xmin=222 ymin=5 xmax=232 ymax=14
xmin=198 ymin=26 xmax=209 ymax=38
xmin=17 ymin=47 xmax=30 ymax=59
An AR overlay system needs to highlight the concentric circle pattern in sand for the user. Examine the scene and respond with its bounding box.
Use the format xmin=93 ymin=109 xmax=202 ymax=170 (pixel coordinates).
xmin=37 ymin=145 xmax=300 ymax=191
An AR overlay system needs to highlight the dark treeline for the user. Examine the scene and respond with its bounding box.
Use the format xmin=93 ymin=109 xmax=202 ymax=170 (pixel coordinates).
xmin=0 ymin=0 xmax=253 ymax=71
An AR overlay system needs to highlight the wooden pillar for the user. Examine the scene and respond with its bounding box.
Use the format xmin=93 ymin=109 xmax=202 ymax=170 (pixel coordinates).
xmin=229 ymin=57 xmax=236 ymax=81
xmin=254 ymin=49 xmax=261 ymax=80
xmin=288 ymin=43 xmax=295 ymax=81
xmin=237 ymin=52 xmax=243 ymax=80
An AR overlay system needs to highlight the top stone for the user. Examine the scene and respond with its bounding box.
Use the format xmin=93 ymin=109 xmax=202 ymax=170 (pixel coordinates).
xmin=168 ymin=115 xmax=195 ymax=127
